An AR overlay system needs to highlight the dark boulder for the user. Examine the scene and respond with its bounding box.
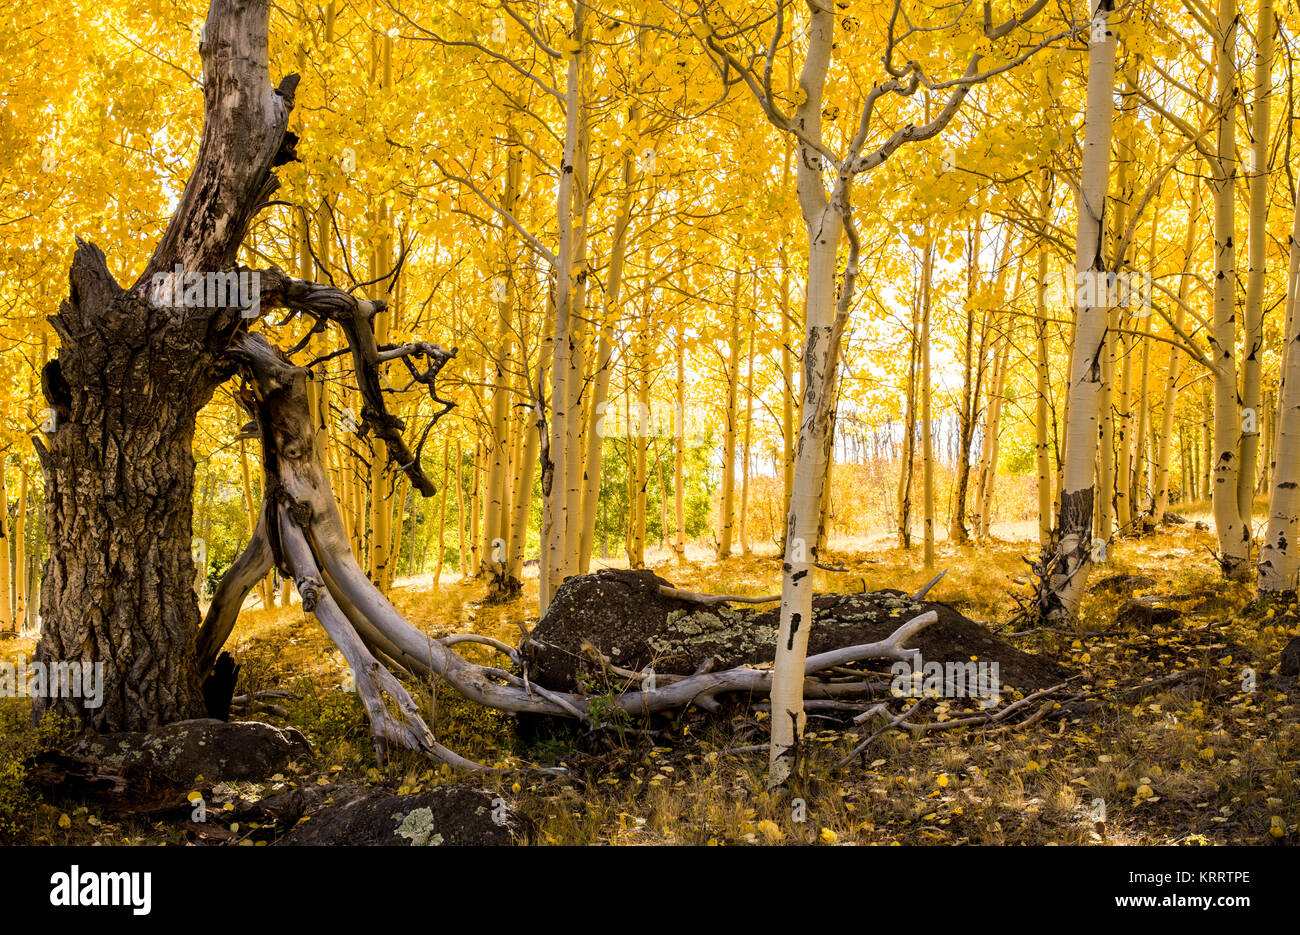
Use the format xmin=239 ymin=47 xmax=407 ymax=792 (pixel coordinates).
xmin=1093 ymin=574 xmax=1156 ymax=594
xmin=1116 ymin=597 xmax=1182 ymax=629
xmin=1281 ymin=636 xmax=1300 ymax=677
xmin=275 ymin=786 xmax=529 ymax=846
xmin=67 ymin=718 xmax=311 ymax=784
xmin=525 ymin=569 xmax=1070 ymax=694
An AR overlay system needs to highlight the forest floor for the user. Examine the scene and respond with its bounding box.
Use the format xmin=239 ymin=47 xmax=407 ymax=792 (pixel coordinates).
xmin=2 ymin=501 xmax=1298 ymax=845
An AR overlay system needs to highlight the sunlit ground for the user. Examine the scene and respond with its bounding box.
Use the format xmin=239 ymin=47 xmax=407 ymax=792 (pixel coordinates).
xmin=2 ymin=496 xmax=1296 ymax=845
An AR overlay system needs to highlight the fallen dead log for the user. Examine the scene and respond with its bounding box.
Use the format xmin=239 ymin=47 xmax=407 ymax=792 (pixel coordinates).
xmin=199 ymin=336 xmax=959 ymax=769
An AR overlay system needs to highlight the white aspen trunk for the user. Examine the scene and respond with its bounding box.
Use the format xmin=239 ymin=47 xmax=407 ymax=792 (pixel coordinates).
xmin=922 ymin=235 xmax=936 ymax=569
xmin=1057 ymin=315 xmax=1077 ymax=510
xmin=455 ymin=439 xmax=467 ymax=579
xmin=952 ymin=209 xmax=985 ymax=546
xmin=1035 ymin=172 xmax=1054 ymax=548
xmin=978 ymin=317 xmax=1014 ymax=538
xmin=769 ymin=1 xmax=841 ymax=785
xmin=0 ymin=462 xmax=11 ymax=634
xmin=508 ymin=389 xmax=541 ymax=587
xmin=1109 ymin=58 xmax=1137 ymax=533
xmin=972 ymin=238 xmax=1018 ymax=538
xmin=469 ymin=433 xmax=483 ymax=575
xmin=1042 ymin=0 xmax=1118 ymax=620
xmin=1211 ymin=0 xmax=1250 ymax=577
xmin=1132 ymin=310 xmax=1152 ymax=517
xmin=1260 ymin=390 xmax=1273 ymax=493
xmin=1202 ymin=382 xmax=1213 ymax=501
xmin=1257 ymin=177 xmax=1300 ymax=589
xmin=367 ymin=223 xmax=393 ymax=591
xmin=673 ymin=304 xmax=687 ymax=560
xmin=14 ymin=464 xmax=28 ymax=630
xmin=1115 ymin=325 xmax=1134 ymax=528
xmin=780 ymin=240 xmax=796 ymax=524
xmin=1238 ymin=0 xmax=1274 ymax=527
xmin=1096 ymin=307 xmax=1118 ymax=541
xmin=482 ymin=141 xmax=520 ymax=588
xmin=541 ymin=9 xmax=585 ymax=610
xmin=560 ymin=51 xmax=593 ymax=583
xmin=740 ymin=309 xmax=755 ymax=556
xmin=631 ymin=303 xmax=650 ymax=568
xmin=510 ymin=271 xmax=548 ymax=589
xmin=779 ymin=136 xmax=797 ymax=524
xmin=718 ymin=276 xmax=741 ymax=559
xmin=898 ymin=279 xmax=919 ymax=549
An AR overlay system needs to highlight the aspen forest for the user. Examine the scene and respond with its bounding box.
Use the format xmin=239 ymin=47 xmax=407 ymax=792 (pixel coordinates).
xmin=1 ymin=0 xmax=1299 ymax=867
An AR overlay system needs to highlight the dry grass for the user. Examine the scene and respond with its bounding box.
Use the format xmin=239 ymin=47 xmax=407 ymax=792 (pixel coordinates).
xmin=2 ymin=511 xmax=1297 ymax=846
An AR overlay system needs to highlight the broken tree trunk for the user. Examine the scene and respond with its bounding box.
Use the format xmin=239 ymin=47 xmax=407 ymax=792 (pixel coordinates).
xmin=34 ymin=0 xmax=299 ymax=730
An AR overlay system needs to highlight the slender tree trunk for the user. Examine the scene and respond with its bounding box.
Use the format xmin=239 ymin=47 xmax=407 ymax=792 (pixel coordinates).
xmin=1035 ymin=173 xmax=1054 ymax=548
xmin=951 ymin=212 xmax=984 ymax=545
xmin=455 ymin=441 xmax=466 ymax=579
xmin=0 ymin=462 xmax=10 ymax=635
xmin=469 ymin=436 xmax=483 ymax=575
xmin=1154 ymin=174 xmax=1201 ymax=522
xmin=1202 ymin=382 xmax=1213 ymax=502
xmin=718 ymin=277 xmax=741 ymax=559
xmin=740 ymin=310 xmax=755 ymax=556
xmin=779 ymin=147 xmax=797 ymax=524
xmin=815 ymin=382 xmax=837 ymax=552
xmin=541 ymin=5 xmax=586 ymax=609
xmin=1239 ymin=0 xmax=1275 ymax=529
xmin=482 ymin=140 xmax=520 ymax=595
xmin=922 ymin=235 xmax=936 ymax=569
xmin=898 ymin=279 xmax=919 ymax=549
xmin=769 ymin=1 xmax=843 ymax=784
xmin=1096 ymin=306 xmax=1118 ymax=542
xmin=630 ymin=308 xmax=650 ymax=568
xmin=1041 ymin=0 xmax=1118 ymax=620
xmin=1210 ymin=0 xmax=1250 ymax=577
xmin=1108 ymin=57 xmax=1138 ymax=534
xmin=14 ymin=464 xmax=28 ymax=633
xmin=434 ymin=438 xmax=450 ymax=589
xmin=1258 ymin=170 xmax=1300 ymax=589
xmin=1115 ymin=324 xmax=1134 ymax=529
xmin=977 ymin=317 xmax=1013 ymax=539
xmin=1132 ymin=313 xmax=1152 ymax=520
xmin=673 ymin=304 xmax=687 ymax=561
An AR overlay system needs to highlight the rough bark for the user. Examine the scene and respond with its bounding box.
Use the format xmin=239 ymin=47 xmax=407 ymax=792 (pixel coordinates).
xmin=34 ymin=0 xmax=299 ymax=730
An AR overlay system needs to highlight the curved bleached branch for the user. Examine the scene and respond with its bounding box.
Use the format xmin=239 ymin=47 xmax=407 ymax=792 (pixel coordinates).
xmin=220 ymin=330 xmax=942 ymax=766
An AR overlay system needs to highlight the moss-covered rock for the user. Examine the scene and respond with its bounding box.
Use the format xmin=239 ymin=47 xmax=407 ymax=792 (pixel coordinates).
xmin=275 ymin=786 xmax=529 ymax=846
xmin=526 ymin=569 xmax=1071 ymax=695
